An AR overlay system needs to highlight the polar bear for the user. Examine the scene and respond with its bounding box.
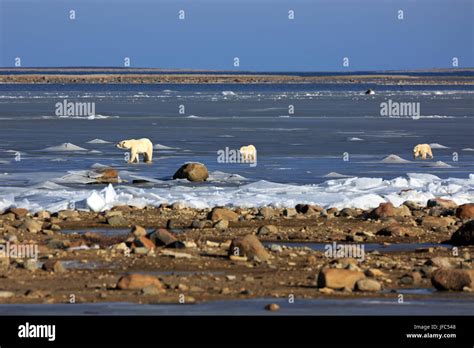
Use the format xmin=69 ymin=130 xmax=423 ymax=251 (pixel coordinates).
xmin=239 ymin=145 xmax=257 ymax=163
xmin=413 ymin=143 xmax=433 ymax=160
xmin=116 ymin=138 xmax=153 ymax=164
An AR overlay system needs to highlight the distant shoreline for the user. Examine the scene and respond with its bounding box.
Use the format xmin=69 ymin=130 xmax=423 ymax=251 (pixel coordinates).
xmin=0 ymin=68 xmax=473 ymax=85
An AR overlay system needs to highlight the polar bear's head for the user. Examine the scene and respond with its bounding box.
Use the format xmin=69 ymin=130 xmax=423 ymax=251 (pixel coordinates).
xmin=116 ymin=140 xmax=132 ymax=149
xmin=413 ymin=145 xmax=420 ymax=157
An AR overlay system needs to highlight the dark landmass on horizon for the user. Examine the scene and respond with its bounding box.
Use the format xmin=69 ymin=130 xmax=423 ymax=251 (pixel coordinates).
xmin=0 ymin=67 xmax=472 ymax=85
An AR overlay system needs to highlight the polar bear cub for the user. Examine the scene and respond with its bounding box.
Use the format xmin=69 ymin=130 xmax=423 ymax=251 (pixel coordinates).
xmin=240 ymin=145 xmax=257 ymax=162
xmin=413 ymin=143 xmax=433 ymax=160
xmin=116 ymin=138 xmax=153 ymax=164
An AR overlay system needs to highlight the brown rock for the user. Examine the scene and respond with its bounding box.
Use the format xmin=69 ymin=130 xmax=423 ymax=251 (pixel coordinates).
xmin=117 ymin=274 xmax=164 ymax=290
xmin=131 ymin=225 xmax=147 ymax=237
xmin=376 ymin=224 xmax=416 ymax=237
xmin=257 ymin=225 xmax=278 ymax=235
xmin=8 ymin=208 xmax=29 ymax=218
xmin=42 ymin=260 xmax=65 ymax=273
xmin=449 ymin=220 xmax=474 ymax=246
xmin=456 ymin=204 xmax=474 ymax=219
xmin=19 ymin=218 xmax=43 ymax=233
xmin=369 ymin=202 xmax=394 ymax=219
xmin=317 ymin=268 xmax=365 ymax=290
xmin=133 ymin=236 xmax=155 ymax=250
xmin=355 ymin=278 xmax=381 ymax=292
xmin=173 ymin=162 xmax=209 ymax=182
xmin=228 ymin=235 xmax=270 ymax=261
xmin=265 ymin=303 xmax=280 ymax=311
xmin=421 ymin=216 xmax=454 ymax=229
xmin=213 ymin=219 xmax=229 ymax=231
xmin=89 ymin=167 xmax=119 ymax=184
xmin=427 ymin=198 xmax=458 ymax=209
xmin=295 ymin=204 xmax=323 ymax=215
xmin=259 ymin=207 xmax=279 ymax=219
xmin=209 ymin=208 xmax=239 ymax=222
xmin=149 ymin=228 xmax=184 ymax=248
xmin=431 ymin=269 xmax=474 ymax=291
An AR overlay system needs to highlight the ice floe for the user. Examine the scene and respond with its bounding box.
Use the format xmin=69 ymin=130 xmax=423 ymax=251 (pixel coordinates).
xmin=87 ymin=139 xmax=111 ymax=144
xmin=380 ymin=155 xmax=411 ymax=164
xmin=42 ymin=143 xmax=88 ymax=152
xmin=0 ymin=173 xmax=472 ymax=213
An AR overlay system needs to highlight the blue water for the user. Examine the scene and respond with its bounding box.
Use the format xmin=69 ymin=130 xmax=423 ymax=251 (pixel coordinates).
xmin=1 ymin=297 xmax=472 ymax=315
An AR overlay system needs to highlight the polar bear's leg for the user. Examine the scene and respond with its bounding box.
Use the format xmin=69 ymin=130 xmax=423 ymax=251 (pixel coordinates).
xmin=421 ymin=151 xmax=427 ymax=160
xmin=145 ymin=145 xmax=153 ymax=163
xmin=428 ymin=148 xmax=433 ymax=159
xmin=129 ymin=149 xmax=138 ymax=163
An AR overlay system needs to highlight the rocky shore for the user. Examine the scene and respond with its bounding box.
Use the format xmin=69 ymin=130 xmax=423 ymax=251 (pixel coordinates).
xmin=0 ymin=197 xmax=473 ymax=306
xmin=1 ymin=70 xmax=473 ymax=85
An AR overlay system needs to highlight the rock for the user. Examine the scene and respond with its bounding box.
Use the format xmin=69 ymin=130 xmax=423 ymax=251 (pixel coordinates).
xmin=295 ymin=204 xmax=323 ymax=215
xmin=42 ymin=260 xmax=65 ymax=273
xmin=191 ymin=219 xmax=208 ymax=229
xmin=171 ymin=202 xmax=186 ymax=210
xmin=19 ymin=218 xmax=43 ymax=233
xmin=269 ymin=244 xmax=283 ymax=253
xmin=456 ymin=204 xmax=474 ymax=219
xmin=431 ymin=269 xmax=474 ymax=291
xmin=46 ymin=239 xmax=70 ymax=250
xmin=160 ymin=250 xmax=193 ymax=259
xmin=209 ymin=208 xmax=239 ymax=222
xmin=88 ymin=167 xmax=119 ymax=184
xmin=427 ymin=198 xmax=458 ymax=209
xmin=369 ymin=202 xmax=394 ymax=219
xmin=228 ymin=235 xmax=270 ymax=262
xmin=131 ymin=225 xmax=147 ymax=237
xmin=265 ymin=303 xmax=280 ymax=311
xmin=365 ymin=269 xmax=386 ymax=278
xmin=214 ymin=219 xmax=229 ymax=231
xmin=421 ymin=216 xmax=454 ymax=229
xmin=173 ymin=162 xmax=209 ymax=182
xmin=8 ymin=208 xmax=29 ymax=218
xmin=376 ymin=224 xmax=416 ymax=237
xmin=149 ymin=228 xmax=184 ymax=248
xmin=117 ymin=274 xmax=163 ymax=290
xmin=283 ymin=208 xmax=297 ymax=217
xmin=133 ymin=236 xmax=155 ymax=250
xmin=403 ymin=201 xmax=423 ymax=210
xmin=107 ymin=215 xmax=128 ymax=227
xmin=257 ymin=225 xmax=278 ymax=236
xmin=399 ymin=272 xmax=422 ymax=285
xmin=339 ymin=208 xmax=359 ymax=218
xmin=425 ymin=257 xmax=454 ymax=269
xmin=23 ymin=259 xmax=39 ymax=271
xmin=450 ymin=220 xmax=474 ymax=245
xmin=259 ymin=207 xmax=278 ymax=219
xmin=0 ymin=291 xmax=15 ymax=298
xmin=355 ymin=279 xmax=381 ymax=292
xmin=141 ymin=285 xmax=164 ymax=295
xmin=369 ymin=202 xmax=410 ymax=219
xmin=57 ymin=210 xmax=79 ymax=220
xmin=317 ymin=268 xmax=365 ymax=290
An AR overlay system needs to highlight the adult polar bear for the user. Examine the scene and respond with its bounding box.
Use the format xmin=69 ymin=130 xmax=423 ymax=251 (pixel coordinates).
xmin=240 ymin=144 xmax=257 ymax=162
xmin=413 ymin=143 xmax=433 ymax=160
xmin=116 ymin=138 xmax=153 ymax=163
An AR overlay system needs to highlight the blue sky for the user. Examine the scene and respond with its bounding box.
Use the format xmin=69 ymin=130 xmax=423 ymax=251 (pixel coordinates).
xmin=1 ymin=0 xmax=473 ymax=71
